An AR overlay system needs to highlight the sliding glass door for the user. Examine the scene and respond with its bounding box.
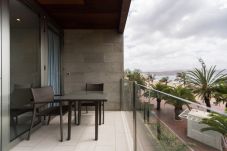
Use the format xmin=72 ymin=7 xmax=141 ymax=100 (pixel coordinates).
xmin=10 ymin=0 xmax=41 ymax=141
xmin=0 ymin=0 xmax=62 ymax=149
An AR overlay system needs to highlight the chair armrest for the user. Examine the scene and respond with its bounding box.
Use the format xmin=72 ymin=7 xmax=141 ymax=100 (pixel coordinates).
xmin=32 ymin=101 xmax=53 ymax=104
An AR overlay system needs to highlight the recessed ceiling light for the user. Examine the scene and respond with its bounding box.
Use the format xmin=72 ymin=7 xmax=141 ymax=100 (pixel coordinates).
xmin=16 ymin=18 xmax=21 ymax=22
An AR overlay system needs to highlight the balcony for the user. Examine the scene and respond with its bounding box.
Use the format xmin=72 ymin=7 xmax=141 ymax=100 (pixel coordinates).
xmin=10 ymin=79 xmax=227 ymax=151
xmin=2 ymin=1 xmax=226 ymax=150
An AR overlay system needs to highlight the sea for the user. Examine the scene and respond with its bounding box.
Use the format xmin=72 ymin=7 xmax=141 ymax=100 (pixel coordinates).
xmin=155 ymin=75 xmax=176 ymax=81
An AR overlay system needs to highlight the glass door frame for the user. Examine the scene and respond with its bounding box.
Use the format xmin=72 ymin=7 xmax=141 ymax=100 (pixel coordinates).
xmin=1 ymin=0 xmax=10 ymax=151
xmin=0 ymin=1 xmax=2 ymax=150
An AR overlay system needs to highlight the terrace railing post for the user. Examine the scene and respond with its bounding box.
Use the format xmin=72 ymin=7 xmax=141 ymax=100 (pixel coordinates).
xmin=120 ymin=79 xmax=123 ymax=111
xmin=147 ymin=104 xmax=150 ymax=123
xmin=143 ymin=103 xmax=146 ymax=122
xmin=133 ymin=81 xmax=137 ymax=151
xmin=147 ymin=90 xmax=151 ymax=123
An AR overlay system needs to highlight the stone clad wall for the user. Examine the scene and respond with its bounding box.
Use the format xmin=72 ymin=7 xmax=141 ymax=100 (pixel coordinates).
xmin=63 ymin=30 xmax=124 ymax=110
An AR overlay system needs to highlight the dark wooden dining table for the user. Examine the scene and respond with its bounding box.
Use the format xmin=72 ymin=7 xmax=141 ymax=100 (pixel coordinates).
xmin=54 ymin=91 xmax=107 ymax=141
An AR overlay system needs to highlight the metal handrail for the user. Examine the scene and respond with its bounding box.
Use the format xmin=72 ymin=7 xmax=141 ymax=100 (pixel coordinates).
xmin=123 ymin=79 xmax=227 ymax=117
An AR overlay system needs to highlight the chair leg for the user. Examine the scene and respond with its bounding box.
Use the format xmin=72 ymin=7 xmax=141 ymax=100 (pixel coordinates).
xmin=74 ymin=102 xmax=77 ymax=124
xmin=102 ymin=102 xmax=104 ymax=124
xmin=59 ymin=102 xmax=63 ymax=142
xmin=78 ymin=101 xmax=81 ymax=125
xmin=99 ymin=102 xmax=101 ymax=125
xmin=47 ymin=115 xmax=51 ymax=125
xmin=11 ymin=115 xmax=18 ymax=137
xmin=27 ymin=107 xmax=36 ymax=140
xmin=37 ymin=108 xmax=41 ymax=122
xmin=86 ymin=106 xmax=88 ymax=113
xmin=15 ymin=116 xmax=18 ymax=124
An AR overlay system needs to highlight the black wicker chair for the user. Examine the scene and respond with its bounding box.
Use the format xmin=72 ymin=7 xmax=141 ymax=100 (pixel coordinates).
xmin=27 ymin=86 xmax=68 ymax=141
xmin=78 ymin=83 xmax=104 ymax=124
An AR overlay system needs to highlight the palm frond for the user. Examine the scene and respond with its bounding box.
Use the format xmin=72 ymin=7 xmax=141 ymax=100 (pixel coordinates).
xmin=165 ymin=86 xmax=195 ymax=109
xmin=187 ymin=60 xmax=227 ymax=107
xmin=210 ymin=69 xmax=226 ymax=85
xmin=200 ymin=114 xmax=227 ymax=136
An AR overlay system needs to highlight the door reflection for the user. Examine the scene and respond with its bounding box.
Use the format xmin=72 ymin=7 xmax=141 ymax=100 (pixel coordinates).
xmin=10 ymin=0 xmax=41 ymax=141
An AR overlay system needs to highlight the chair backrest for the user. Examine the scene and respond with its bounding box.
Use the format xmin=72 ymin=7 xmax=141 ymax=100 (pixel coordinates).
xmin=86 ymin=83 xmax=104 ymax=92
xmin=31 ymin=86 xmax=54 ymax=103
xmin=11 ymin=83 xmax=32 ymax=108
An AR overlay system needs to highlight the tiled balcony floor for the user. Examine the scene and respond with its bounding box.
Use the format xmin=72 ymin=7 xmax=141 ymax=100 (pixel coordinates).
xmin=10 ymin=111 xmax=130 ymax=151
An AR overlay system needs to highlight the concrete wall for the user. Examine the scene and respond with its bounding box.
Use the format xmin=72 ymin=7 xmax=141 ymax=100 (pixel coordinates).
xmin=63 ymin=30 xmax=124 ymax=110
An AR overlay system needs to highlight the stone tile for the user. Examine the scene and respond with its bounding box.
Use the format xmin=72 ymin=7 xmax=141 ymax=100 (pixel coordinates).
xmin=10 ymin=146 xmax=33 ymax=151
xmin=116 ymin=133 xmax=130 ymax=151
xmin=52 ymin=146 xmax=75 ymax=151
xmin=94 ymin=145 xmax=115 ymax=151
xmin=74 ymin=141 xmax=97 ymax=151
xmin=10 ymin=112 xmax=130 ymax=151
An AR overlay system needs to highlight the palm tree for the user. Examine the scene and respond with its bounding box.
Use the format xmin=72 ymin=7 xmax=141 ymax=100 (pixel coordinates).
xmin=159 ymin=76 xmax=169 ymax=85
xmin=148 ymin=83 xmax=171 ymax=110
xmin=187 ymin=59 xmax=227 ymax=109
xmin=214 ymin=82 xmax=227 ymax=111
xmin=200 ymin=113 xmax=227 ymax=149
xmin=165 ymin=86 xmax=195 ymax=120
xmin=148 ymin=74 xmax=156 ymax=84
xmin=125 ymin=69 xmax=146 ymax=85
xmin=176 ymin=72 xmax=187 ymax=86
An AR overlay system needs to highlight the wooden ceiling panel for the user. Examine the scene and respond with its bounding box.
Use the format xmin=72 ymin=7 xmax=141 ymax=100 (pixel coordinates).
xmin=41 ymin=5 xmax=120 ymax=14
xmin=54 ymin=14 xmax=118 ymax=27
xmin=37 ymin=0 xmax=85 ymax=5
xmin=35 ymin=0 xmax=131 ymax=32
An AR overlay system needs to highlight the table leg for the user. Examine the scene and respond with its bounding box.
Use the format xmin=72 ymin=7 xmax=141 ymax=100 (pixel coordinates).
xmin=99 ymin=101 xmax=101 ymax=125
xmin=67 ymin=101 xmax=72 ymax=140
xmin=59 ymin=102 xmax=63 ymax=142
xmin=74 ymin=102 xmax=77 ymax=124
xmin=102 ymin=101 xmax=104 ymax=124
xmin=78 ymin=101 xmax=81 ymax=125
xmin=101 ymin=101 xmax=105 ymax=124
xmin=95 ymin=102 xmax=98 ymax=140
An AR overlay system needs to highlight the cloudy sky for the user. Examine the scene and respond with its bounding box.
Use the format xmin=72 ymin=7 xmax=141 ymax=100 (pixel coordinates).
xmin=124 ymin=0 xmax=227 ymax=72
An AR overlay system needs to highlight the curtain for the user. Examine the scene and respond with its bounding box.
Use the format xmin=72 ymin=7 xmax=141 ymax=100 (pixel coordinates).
xmin=48 ymin=29 xmax=61 ymax=95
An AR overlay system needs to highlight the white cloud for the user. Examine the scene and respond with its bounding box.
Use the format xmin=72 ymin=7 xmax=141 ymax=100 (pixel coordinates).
xmin=124 ymin=0 xmax=227 ymax=72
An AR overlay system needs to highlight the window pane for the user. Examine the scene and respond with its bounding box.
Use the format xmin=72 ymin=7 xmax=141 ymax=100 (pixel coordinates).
xmin=10 ymin=0 xmax=41 ymax=141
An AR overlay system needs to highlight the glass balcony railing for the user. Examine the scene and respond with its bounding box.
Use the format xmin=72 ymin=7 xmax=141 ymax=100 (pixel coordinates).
xmin=121 ymin=79 xmax=227 ymax=151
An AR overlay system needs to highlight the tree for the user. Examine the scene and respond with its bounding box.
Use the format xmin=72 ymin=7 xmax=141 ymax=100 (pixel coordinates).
xmin=125 ymin=69 xmax=146 ymax=85
xmin=214 ymin=82 xmax=227 ymax=112
xmin=187 ymin=59 xmax=227 ymax=110
xmin=165 ymin=86 xmax=195 ymax=120
xmin=159 ymin=76 xmax=169 ymax=85
xmin=148 ymin=74 xmax=156 ymax=84
xmin=200 ymin=113 xmax=227 ymax=149
xmin=200 ymin=113 xmax=227 ymax=137
xmin=149 ymin=83 xmax=171 ymax=110
xmin=176 ymin=72 xmax=187 ymax=86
